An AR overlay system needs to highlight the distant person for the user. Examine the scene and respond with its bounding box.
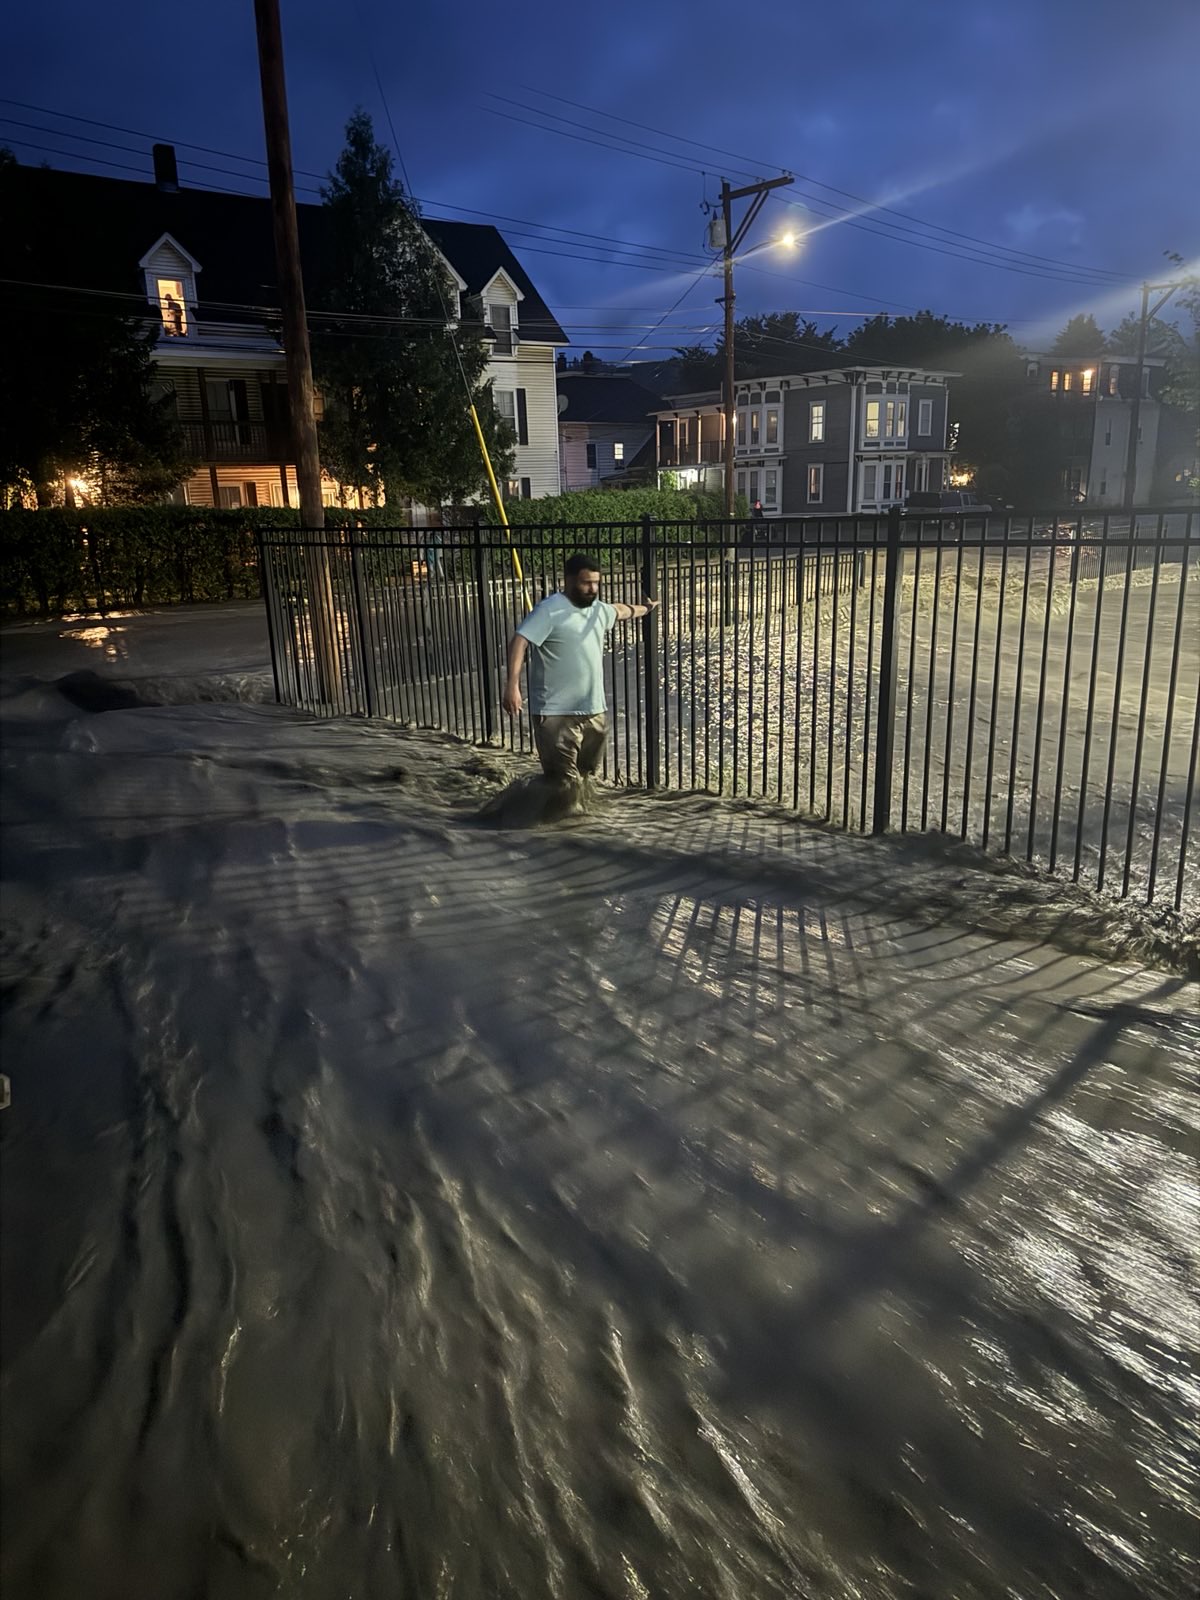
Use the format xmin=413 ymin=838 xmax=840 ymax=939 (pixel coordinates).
xmin=424 ymin=529 xmax=444 ymax=577
xmin=503 ymin=552 xmax=657 ymax=808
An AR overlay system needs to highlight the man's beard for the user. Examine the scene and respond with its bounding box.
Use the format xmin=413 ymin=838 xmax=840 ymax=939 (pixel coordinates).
xmin=568 ymin=591 xmax=597 ymax=608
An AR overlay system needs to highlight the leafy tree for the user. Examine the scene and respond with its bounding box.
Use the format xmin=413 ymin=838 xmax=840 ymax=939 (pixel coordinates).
xmin=311 ymin=112 xmax=513 ymax=508
xmin=0 ymin=159 xmax=193 ymax=507
xmin=1052 ymin=313 xmax=1105 ymax=355
xmin=842 ymin=313 xmax=1029 ymax=495
xmin=675 ymin=311 xmax=843 ymax=389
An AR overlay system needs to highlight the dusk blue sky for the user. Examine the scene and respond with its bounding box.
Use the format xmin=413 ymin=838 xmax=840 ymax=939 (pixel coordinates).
xmin=4 ymin=0 xmax=1198 ymax=362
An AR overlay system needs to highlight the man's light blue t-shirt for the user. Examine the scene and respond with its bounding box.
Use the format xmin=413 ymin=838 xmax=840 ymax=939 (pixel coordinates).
xmin=517 ymin=593 xmax=618 ymax=715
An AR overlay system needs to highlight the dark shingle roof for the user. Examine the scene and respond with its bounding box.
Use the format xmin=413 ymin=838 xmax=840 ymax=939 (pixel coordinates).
xmin=1 ymin=163 xmax=566 ymax=343
xmin=556 ymin=374 xmax=666 ymax=424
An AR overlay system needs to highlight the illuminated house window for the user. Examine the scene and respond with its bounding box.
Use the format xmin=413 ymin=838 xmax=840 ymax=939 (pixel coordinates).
xmin=613 ymin=441 xmax=625 ymax=463
xmin=1062 ymin=370 xmax=1073 ymax=392
xmin=157 ymin=278 xmax=187 ymax=337
xmin=1081 ymin=368 xmax=1094 ymax=394
xmin=1108 ymin=368 xmax=1119 ymax=396
xmin=807 ymin=464 xmax=823 ymax=502
xmin=1050 ymin=370 xmax=1060 ymax=391
xmin=865 ymin=400 xmax=881 ymax=439
xmin=809 ymin=401 xmax=825 ymax=442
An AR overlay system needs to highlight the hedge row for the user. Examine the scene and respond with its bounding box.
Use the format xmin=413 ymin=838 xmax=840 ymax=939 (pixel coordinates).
xmin=0 ymin=489 xmax=743 ymax=617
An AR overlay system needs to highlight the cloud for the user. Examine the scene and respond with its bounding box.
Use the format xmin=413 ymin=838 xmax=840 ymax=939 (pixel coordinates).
xmin=1004 ymin=203 xmax=1085 ymax=243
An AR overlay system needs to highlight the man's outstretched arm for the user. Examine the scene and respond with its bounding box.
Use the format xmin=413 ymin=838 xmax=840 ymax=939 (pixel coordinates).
xmin=611 ymin=597 xmax=659 ymax=621
xmin=503 ymin=633 xmax=529 ymax=716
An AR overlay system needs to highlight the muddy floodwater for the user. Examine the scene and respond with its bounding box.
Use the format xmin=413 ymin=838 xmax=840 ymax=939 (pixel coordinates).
xmin=1 ymin=630 xmax=1198 ymax=1599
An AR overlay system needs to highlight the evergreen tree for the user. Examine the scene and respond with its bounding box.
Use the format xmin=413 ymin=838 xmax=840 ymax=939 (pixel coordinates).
xmin=312 ymin=112 xmax=513 ymax=508
xmin=1052 ymin=313 xmax=1105 ymax=355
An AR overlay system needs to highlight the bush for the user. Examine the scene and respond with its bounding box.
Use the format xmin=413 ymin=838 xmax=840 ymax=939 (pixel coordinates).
xmin=0 ymin=490 xmax=748 ymax=616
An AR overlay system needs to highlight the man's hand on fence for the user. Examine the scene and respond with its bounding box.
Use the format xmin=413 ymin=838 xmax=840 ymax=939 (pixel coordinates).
xmin=502 ymin=681 xmax=523 ymax=718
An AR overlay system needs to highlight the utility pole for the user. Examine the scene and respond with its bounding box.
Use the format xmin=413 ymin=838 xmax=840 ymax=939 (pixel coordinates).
xmin=718 ymin=174 xmax=793 ymax=521
xmin=1123 ymin=278 xmax=1182 ymax=510
xmin=253 ymin=0 xmax=340 ymax=699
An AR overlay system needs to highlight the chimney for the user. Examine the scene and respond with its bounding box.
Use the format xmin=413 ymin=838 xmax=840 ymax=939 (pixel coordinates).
xmin=153 ymin=143 xmax=179 ymax=193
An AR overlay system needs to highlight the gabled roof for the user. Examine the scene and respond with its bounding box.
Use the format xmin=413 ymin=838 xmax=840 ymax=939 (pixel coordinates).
xmin=0 ymin=162 xmax=567 ymax=343
xmin=556 ymin=374 xmax=667 ymax=425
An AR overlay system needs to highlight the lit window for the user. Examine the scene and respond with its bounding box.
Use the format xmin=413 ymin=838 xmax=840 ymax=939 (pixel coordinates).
xmin=750 ymin=410 xmax=760 ymax=446
xmin=1050 ymin=370 xmax=1060 ymax=392
xmin=764 ymin=469 xmax=778 ymax=506
xmin=157 ymin=278 xmax=187 ymax=337
xmin=865 ymin=399 xmax=880 ymax=440
xmin=1082 ymin=368 xmax=1094 ymax=394
xmin=807 ymin=464 xmax=823 ymax=502
xmin=766 ymin=409 xmax=779 ymax=445
xmin=918 ymin=398 xmax=933 ymax=435
xmin=488 ymin=303 xmax=513 ymax=354
xmin=613 ymin=441 xmax=625 ymax=463
xmin=1108 ymin=368 xmax=1119 ymax=396
xmin=1063 ymin=371 xmax=1073 ymax=392
xmin=810 ymin=401 xmax=825 ymax=442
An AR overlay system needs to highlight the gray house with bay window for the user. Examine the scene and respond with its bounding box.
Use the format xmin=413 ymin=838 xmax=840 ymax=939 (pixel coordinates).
xmin=655 ymin=364 xmax=957 ymax=514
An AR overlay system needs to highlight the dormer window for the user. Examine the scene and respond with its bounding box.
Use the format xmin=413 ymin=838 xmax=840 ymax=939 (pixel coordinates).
xmin=489 ymin=303 xmax=514 ymax=354
xmin=157 ymin=278 xmax=188 ymax=337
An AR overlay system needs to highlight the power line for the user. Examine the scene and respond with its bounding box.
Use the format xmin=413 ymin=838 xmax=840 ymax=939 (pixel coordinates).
xmin=516 ymin=83 xmax=1133 ymax=284
xmin=483 ymin=93 xmax=1135 ymax=290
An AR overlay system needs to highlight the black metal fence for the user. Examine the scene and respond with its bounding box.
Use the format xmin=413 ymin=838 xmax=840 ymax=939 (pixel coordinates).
xmin=256 ymin=508 xmax=1200 ymax=914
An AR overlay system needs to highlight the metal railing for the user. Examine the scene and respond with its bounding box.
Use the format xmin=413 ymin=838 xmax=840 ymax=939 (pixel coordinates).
xmin=181 ymin=420 xmax=286 ymax=461
xmin=255 ymin=508 xmax=1200 ymax=912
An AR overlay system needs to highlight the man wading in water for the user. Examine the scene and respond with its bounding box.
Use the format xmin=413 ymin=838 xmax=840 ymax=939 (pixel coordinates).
xmin=503 ymin=552 xmax=658 ymax=812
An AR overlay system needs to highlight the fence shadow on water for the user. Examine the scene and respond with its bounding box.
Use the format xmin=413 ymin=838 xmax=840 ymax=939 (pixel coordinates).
xmin=255 ymin=509 xmax=1200 ymax=914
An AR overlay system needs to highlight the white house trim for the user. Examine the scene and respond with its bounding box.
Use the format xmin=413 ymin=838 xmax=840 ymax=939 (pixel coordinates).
xmin=137 ymin=232 xmax=203 ymax=276
xmin=479 ymin=268 xmax=526 ymax=306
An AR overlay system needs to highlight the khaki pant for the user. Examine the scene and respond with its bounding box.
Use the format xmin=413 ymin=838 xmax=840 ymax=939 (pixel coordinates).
xmin=533 ymin=713 xmax=608 ymax=782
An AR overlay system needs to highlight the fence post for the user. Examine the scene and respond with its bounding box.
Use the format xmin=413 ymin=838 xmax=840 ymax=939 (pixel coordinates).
xmin=472 ymin=518 xmax=496 ymax=744
xmin=640 ymin=513 xmax=661 ymax=789
xmin=254 ymin=526 xmax=284 ymax=706
xmin=872 ymin=504 xmax=903 ymax=835
xmin=347 ymin=522 xmax=378 ymax=719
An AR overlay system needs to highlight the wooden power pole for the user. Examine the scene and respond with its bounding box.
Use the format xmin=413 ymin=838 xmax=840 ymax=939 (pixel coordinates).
xmin=718 ymin=175 xmax=793 ymax=521
xmin=253 ymin=0 xmax=339 ymax=699
xmin=1122 ymin=278 xmax=1182 ymax=510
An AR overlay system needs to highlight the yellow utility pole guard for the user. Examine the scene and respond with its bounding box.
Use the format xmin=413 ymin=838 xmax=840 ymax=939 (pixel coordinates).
xmin=469 ymin=404 xmax=525 ymax=583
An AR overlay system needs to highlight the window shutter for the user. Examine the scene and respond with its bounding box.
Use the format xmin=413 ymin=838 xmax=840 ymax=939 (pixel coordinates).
xmin=521 ymin=477 xmax=531 ymax=500
xmin=516 ymin=389 xmax=529 ymax=446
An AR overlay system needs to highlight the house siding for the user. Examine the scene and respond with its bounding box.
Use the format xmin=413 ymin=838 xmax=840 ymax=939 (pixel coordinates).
xmin=490 ymin=343 xmax=560 ymax=497
xmin=779 ymin=385 xmax=853 ymax=513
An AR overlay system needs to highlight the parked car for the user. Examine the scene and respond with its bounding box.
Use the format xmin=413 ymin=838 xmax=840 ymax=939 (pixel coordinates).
xmin=904 ymin=490 xmax=992 ymax=514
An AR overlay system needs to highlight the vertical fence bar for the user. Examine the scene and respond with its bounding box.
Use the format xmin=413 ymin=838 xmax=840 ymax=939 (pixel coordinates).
xmin=640 ymin=515 xmax=661 ymax=789
xmin=1049 ymin=520 xmax=1084 ymax=872
xmin=921 ymin=519 xmax=944 ymax=830
xmin=1098 ymin=521 xmax=1138 ymax=892
xmin=872 ymin=505 xmax=903 ymax=835
xmin=347 ymin=524 xmax=376 ymax=719
xmin=940 ymin=526 xmax=966 ymax=834
xmin=1146 ymin=533 xmax=1190 ymax=904
xmin=1025 ymin=525 xmax=1059 ymax=860
xmin=1121 ymin=515 xmax=1165 ymax=897
xmin=1003 ymin=530 xmax=1036 ymax=855
xmin=255 ymin=529 xmax=284 ymax=706
xmin=472 ymin=522 xmax=496 ymax=744
xmin=1176 ymin=680 xmax=1200 ymax=914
